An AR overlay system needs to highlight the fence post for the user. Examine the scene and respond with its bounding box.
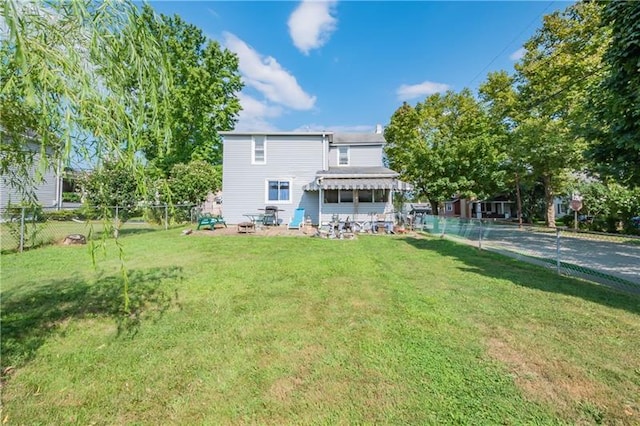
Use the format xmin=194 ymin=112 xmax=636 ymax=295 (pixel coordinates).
xmin=478 ymin=219 xmax=483 ymax=250
xmin=164 ymin=204 xmax=168 ymax=230
xmin=440 ymin=217 xmax=446 ymax=238
xmin=556 ymin=227 xmax=561 ymax=275
xmin=19 ymin=206 xmax=25 ymax=252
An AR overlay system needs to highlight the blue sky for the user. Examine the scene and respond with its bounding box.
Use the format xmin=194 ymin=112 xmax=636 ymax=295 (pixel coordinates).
xmin=149 ymin=1 xmax=572 ymax=133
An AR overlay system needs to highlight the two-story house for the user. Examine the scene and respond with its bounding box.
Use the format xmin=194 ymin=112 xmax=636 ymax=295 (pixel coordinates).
xmin=221 ymin=130 xmax=412 ymax=225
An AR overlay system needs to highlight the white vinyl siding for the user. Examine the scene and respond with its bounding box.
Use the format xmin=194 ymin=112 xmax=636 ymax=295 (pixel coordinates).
xmin=222 ymin=134 xmax=324 ymax=224
xmin=252 ymin=136 xmax=266 ymax=164
xmin=0 ymin=144 xmax=61 ymax=208
xmin=329 ymin=144 xmax=383 ymax=167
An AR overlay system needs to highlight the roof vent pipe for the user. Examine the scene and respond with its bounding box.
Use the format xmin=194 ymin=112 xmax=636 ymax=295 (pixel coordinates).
xmin=375 ymin=124 xmax=383 ymax=134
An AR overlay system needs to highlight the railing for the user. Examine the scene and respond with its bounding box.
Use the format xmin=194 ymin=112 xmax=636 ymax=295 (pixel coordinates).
xmin=416 ymin=215 xmax=640 ymax=294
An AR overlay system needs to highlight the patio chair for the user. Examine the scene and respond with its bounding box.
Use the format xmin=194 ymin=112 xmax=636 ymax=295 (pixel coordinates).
xmin=288 ymin=208 xmax=305 ymax=229
xmin=197 ymin=213 xmax=227 ymax=230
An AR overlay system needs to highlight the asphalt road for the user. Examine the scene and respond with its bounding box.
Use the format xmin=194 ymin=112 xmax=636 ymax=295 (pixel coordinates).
xmin=423 ymin=220 xmax=640 ymax=286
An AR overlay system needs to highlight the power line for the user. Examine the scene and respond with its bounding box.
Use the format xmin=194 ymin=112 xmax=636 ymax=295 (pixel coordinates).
xmin=466 ymin=1 xmax=556 ymax=87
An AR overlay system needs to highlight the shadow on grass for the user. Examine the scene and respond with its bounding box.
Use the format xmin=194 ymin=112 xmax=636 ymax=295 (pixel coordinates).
xmin=402 ymin=236 xmax=640 ymax=315
xmin=116 ymin=227 xmax=161 ymax=237
xmin=0 ymin=266 xmax=183 ymax=373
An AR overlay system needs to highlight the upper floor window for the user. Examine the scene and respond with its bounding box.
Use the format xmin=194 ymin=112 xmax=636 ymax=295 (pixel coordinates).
xmin=338 ymin=146 xmax=349 ymax=166
xmin=252 ymin=136 xmax=266 ymax=164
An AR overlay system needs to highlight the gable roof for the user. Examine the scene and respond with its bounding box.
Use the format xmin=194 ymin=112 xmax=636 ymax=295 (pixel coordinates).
xmin=331 ymin=133 xmax=385 ymax=145
xmin=317 ymin=166 xmax=397 ymax=178
xmin=219 ymin=131 xmax=386 ymax=145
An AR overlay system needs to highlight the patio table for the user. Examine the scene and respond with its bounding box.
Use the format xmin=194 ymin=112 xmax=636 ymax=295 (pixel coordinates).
xmin=243 ymin=213 xmax=264 ymax=229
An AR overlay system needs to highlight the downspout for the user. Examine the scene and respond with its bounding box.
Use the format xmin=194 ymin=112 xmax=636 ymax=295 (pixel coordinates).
xmin=319 ymin=133 xmax=327 ymax=225
xmin=322 ymin=133 xmax=327 ymax=170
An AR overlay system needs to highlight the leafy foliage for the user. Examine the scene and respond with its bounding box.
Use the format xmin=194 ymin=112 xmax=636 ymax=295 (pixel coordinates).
xmin=511 ymin=1 xmax=608 ymax=227
xmin=1 ymin=0 xmax=172 ymax=205
xmin=166 ymin=161 xmax=221 ymax=205
xmin=81 ymin=160 xmax=143 ymax=221
xmin=385 ymin=91 xmax=505 ymax=214
xmin=587 ymin=1 xmax=640 ymax=186
xmin=137 ymin=5 xmax=243 ymax=173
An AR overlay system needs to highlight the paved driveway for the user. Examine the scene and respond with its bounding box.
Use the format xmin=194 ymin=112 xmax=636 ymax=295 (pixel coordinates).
xmin=481 ymin=225 xmax=640 ymax=285
xmin=422 ymin=219 xmax=640 ymax=287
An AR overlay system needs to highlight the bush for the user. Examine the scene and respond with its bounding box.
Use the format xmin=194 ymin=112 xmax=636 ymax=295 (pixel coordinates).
xmin=44 ymin=210 xmax=78 ymax=221
xmin=62 ymin=192 xmax=81 ymax=203
xmin=2 ymin=203 xmax=45 ymax=222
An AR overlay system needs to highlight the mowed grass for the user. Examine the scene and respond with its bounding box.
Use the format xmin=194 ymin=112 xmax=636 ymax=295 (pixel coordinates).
xmin=1 ymin=230 xmax=639 ymax=424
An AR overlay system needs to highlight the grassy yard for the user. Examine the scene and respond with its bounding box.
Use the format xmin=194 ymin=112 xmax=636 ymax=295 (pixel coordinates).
xmin=0 ymin=220 xmax=162 ymax=253
xmin=1 ymin=230 xmax=639 ymax=424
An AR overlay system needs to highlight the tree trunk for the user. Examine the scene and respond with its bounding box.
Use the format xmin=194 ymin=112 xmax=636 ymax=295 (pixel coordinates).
xmin=543 ymin=174 xmax=556 ymax=228
xmin=429 ymin=199 xmax=439 ymax=216
xmin=515 ymin=172 xmax=523 ymax=228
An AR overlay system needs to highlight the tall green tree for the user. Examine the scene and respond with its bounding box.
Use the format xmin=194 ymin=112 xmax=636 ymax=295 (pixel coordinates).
xmin=513 ymin=1 xmax=608 ymax=227
xmin=1 ymin=0 xmax=174 ymax=312
xmin=587 ymin=1 xmax=640 ymax=186
xmin=138 ymin=5 xmax=243 ymax=173
xmin=479 ymin=70 xmax=529 ymax=224
xmin=385 ymin=90 xmax=505 ymax=214
xmin=1 ymin=0 xmax=172 ymax=202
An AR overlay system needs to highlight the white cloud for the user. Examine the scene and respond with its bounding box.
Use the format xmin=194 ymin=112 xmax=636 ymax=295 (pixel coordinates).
xmin=509 ymin=47 xmax=526 ymax=61
xmin=235 ymin=93 xmax=282 ymax=132
xmin=288 ymin=0 xmax=338 ymax=55
xmin=223 ymin=31 xmax=316 ymax=110
xmin=396 ymin=81 xmax=450 ymax=101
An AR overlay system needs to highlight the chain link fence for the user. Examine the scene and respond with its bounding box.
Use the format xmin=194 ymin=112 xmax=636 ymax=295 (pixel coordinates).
xmin=416 ymin=214 xmax=640 ymax=294
xmin=1 ymin=204 xmax=197 ymax=253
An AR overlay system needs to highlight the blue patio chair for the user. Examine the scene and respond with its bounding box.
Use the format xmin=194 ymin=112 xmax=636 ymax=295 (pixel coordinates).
xmin=288 ymin=208 xmax=305 ymax=229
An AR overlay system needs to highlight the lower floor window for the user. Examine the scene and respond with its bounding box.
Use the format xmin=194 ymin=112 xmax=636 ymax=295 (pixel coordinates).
xmin=268 ymin=180 xmax=290 ymax=202
xmin=324 ymin=189 xmax=388 ymax=203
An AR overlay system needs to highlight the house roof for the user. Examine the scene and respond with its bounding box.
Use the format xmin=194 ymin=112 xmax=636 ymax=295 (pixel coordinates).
xmin=316 ymin=166 xmax=398 ymax=178
xmin=303 ymin=177 xmax=413 ymax=191
xmin=219 ymin=131 xmax=330 ymax=136
xmin=219 ymin=131 xmax=386 ymax=146
xmin=303 ymin=167 xmax=412 ymax=191
xmin=331 ymin=133 xmax=386 ymax=145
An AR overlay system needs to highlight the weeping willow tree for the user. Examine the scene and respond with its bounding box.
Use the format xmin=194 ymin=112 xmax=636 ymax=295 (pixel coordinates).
xmin=1 ymin=0 xmax=174 ymax=311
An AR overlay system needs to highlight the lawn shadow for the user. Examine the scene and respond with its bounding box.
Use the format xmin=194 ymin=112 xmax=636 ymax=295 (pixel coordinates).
xmin=1 ymin=266 xmax=183 ymax=374
xmin=117 ymin=227 xmax=161 ymax=237
xmin=402 ymin=236 xmax=640 ymax=316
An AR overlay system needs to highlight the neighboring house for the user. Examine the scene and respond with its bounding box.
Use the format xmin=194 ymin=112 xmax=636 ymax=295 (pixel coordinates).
xmin=554 ymin=196 xmax=569 ymax=218
xmin=443 ymin=196 xmax=516 ymax=219
xmin=221 ymin=130 xmax=412 ymax=225
xmin=0 ymin=142 xmax=63 ymax=209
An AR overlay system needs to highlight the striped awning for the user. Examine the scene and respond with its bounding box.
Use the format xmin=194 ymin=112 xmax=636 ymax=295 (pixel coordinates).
xmin=303 ymin=178 xmax=413 ymax=191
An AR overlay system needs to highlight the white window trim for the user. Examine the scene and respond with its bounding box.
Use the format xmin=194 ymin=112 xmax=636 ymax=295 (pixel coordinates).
xmin=252 ymin=135 xmax=267 ymax=165
xmin=338 ymin=145 xmax=350 ymax=166
xmin=265 ymin=179 xmax=292 ymax=204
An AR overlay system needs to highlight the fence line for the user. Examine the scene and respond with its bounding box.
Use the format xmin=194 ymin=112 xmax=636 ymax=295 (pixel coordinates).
xmin=416 ymin=214 xmax=640 ymax=294
xmin=0 ymin=204 xmax=197 ymax=254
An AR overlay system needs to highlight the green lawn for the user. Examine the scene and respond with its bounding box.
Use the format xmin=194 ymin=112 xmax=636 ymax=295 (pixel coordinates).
xmin=0 ymin=220 xmax=161 ymax=253
xmin=1 ymin=230 xmax=639 ymax=424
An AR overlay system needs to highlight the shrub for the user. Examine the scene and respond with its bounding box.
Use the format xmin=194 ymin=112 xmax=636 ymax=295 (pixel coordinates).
xmin=62 ymin=192 xmax=81 ymax=203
